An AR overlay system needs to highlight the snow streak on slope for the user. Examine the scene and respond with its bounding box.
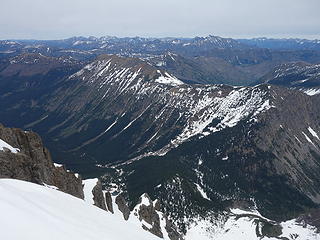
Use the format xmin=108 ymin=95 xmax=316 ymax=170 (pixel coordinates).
xmin=303 ymin=88 xmax=320 ymax=96
xmin=149 ymin=86 xmax=273 ymax=157
xmin=122 ymin=84 xmax=274 ymax=163
xmin=176 ymin=87 xmax=272 ymax=142
xmin=0 ymin=179 xmax=159 ymax=240
xmin=308 ymin=127 xmax=320 ymax=140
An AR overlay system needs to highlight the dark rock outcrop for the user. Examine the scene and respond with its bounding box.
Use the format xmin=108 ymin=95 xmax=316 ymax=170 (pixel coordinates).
xmin=52 ymin=165 xmax=84 ymax=199
xmin=165 ymin=220 xmax=184 ymax=240
xmin=297 ymin=208 xmax=320 ymax=232
xmin=0 ymin=123 xmax=84 ymax=199
xmin=136 ymin=194 xmax=163 ymax=238
xmin=0 ymin=123 xmax=115 ymax=213
xmin=92 ymin=180 xmax=107 ymax=210
xmin=134 ymin=193 xmax=183 ymax=240
xmin=115 ymin=194 xmax=130 ymax=220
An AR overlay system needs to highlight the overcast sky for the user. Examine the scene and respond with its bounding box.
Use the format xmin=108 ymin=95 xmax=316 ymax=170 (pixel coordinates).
xmin=1 ymin=0 xmax=320 ymax=40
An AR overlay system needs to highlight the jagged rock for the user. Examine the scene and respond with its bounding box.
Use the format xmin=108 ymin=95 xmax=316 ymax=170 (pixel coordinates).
xmin=92 ymin=180 xmax=107 ymax=210
xmin=297 ymin=208 xmax=320 ymax=232
xmin=154 ymin=199 xmax=161 ymax=211
xmin=105 ymin=191 xmax=114 ymax=213
xmin=0 ymin=124 xmax=84 ymax=199
xmin=135 ymin=193 xmax=183 ymax=240
xmin=165 ymin=220 xmax=184 ymax=240
xmin=136 ymin=194 xmax=163 ymax=238
xmin=115 ymin=194 xmax=130 ymax=220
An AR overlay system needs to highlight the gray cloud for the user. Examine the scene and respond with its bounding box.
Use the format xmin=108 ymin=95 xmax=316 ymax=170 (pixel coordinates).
xmin=1 ymin=0 xmax=320 ymax=39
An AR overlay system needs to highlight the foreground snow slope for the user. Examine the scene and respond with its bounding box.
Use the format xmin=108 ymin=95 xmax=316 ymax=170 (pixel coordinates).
xmin=0 ymin=179 xmax=159 ymax=240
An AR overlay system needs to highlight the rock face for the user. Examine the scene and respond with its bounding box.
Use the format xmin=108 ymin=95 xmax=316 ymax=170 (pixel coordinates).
xmin=135 ymin=194 xmax=163 ymax=238
xmin=92 ymin=180 xmax=107 ymax=210
xmin=297 ymin=208 xmax=320 ymax=232
xmin=0 ymin=123 xmax=84 ymax=199
xmin=115 ymin=194 xmax=130 ymax=220
xmin=0 ymin=123 xmax=111 ymax=210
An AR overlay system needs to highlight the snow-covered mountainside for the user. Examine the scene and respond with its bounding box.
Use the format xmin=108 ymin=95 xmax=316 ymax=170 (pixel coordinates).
xmin=260 ymin=62 xmax=320 ymax=95
xmin=0 ymin=179 xmax=159 ymax=240
xmin=16 ymin=54 xmax=276 ymax=168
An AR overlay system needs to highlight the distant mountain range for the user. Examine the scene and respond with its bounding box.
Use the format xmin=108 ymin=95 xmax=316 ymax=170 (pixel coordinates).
xmin=239 ymin=38 xmax=320 ymax=51
xmin=1 ymin=35 xmax=320 ymax=86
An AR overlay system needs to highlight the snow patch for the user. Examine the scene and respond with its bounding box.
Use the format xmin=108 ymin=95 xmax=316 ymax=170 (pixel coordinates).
xmin=302 ymin=132 xmax=317 ymax=148
xmin=0 ymin=138 xmax=20 ymax=153
xmin=155 ymin=71 xmax=183 ymax=86
xmin=195 ymin=183 xmax=210 ymax=200
xmin=83 ymin=178 xmax=98 ymax=205
xmin=185 ymin=208 xmax=319 ymax=240
xmin=222 ymin=156 xmax=229 ymax=161
xmin=140 ymin=193 xmax=152 ymax=206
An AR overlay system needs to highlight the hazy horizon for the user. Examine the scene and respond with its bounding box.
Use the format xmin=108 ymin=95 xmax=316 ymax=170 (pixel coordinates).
xmin=1 ymin=0 xmax=320 ymax=40
xmin=2 ymin=33 xmax=320 ymax=41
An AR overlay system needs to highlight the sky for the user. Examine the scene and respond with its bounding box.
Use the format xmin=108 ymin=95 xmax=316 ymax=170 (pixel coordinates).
xmin=1 ymin=0 xmax=320 ymax=40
